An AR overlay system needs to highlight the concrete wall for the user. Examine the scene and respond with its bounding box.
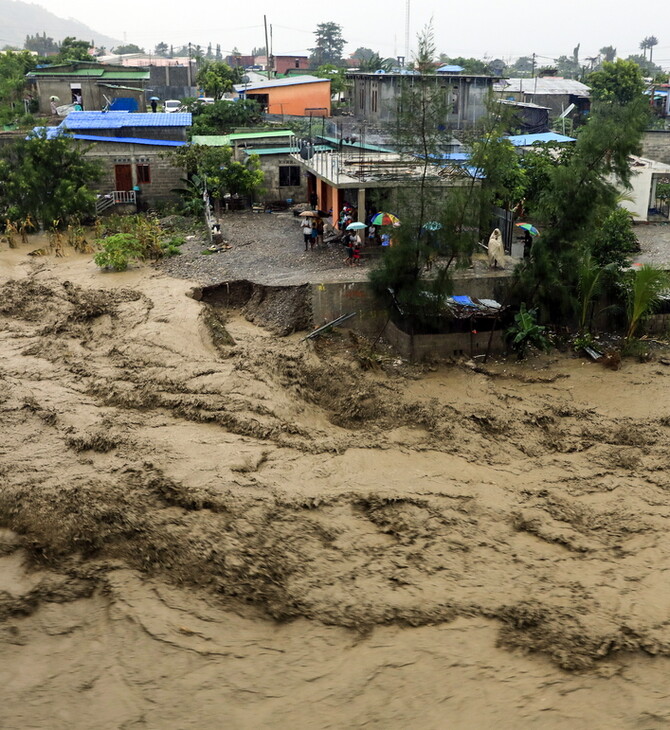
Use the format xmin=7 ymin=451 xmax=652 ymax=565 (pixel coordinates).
xmin=310 ymin=272 xmax=515 ymax=349
xmin=351 ymin=74 xmax=493 ymax=129
xmin=384 ymin=320 xmax=505 ymax=360
xmin=641 ymin=131 xmax=670 ymax=165
xmin=80 ymin=140 xmax=186 ymax=204
xmin=254 ymin=154 xmax=307 ymax=203
xmin=35 ymin=77 xmax=144 ymax=114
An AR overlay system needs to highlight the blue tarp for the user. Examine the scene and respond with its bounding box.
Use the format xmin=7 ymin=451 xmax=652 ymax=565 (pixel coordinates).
xmin=505 ymin=132 xmax=576 ymax=146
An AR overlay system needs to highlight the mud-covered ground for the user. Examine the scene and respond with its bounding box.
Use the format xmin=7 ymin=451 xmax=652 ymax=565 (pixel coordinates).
xmin=2 ymin=241 xmax=670 ymax=729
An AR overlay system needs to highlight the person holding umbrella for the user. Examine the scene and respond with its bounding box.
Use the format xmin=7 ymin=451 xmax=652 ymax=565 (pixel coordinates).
xmin=150 ymin=97 xmax=158 ymax=113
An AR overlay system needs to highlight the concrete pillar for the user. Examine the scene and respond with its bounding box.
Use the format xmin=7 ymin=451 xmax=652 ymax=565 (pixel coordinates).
xmin=357 ymin=187 xmax=366 ymax=222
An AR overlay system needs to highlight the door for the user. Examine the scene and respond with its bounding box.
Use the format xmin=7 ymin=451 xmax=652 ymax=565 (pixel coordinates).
xmin=114 ymin=164 xmax=133 ymax=191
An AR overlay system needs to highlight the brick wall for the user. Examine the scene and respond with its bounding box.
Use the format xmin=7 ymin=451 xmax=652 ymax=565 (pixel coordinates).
xmin=80 ymin=140 xmax=186 ymax=204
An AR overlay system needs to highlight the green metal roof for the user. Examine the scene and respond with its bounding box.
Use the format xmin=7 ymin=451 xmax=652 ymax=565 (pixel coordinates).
xmin=29 ymin=69 xmax=149 ymax=80
xmin=192 ymin=130 xmax=294 ymax=146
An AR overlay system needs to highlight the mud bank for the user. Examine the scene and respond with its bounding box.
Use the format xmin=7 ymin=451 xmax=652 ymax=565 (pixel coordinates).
xmin=2 ymin=248 xmax=670 ymax=728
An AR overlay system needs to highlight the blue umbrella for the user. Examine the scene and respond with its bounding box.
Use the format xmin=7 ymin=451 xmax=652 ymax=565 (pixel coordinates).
xmin=346 ymin=221 xmax=367 ymax=230
xmin=423 ymin=221 xmax=443 ymax=231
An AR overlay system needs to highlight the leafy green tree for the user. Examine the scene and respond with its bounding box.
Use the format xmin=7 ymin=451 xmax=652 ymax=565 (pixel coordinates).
xmin=590 ymin=207 xmax=638 ymax=271
xmin=0 ymin=50 xmax=37 ymax=124
xmin=588 ymin=59 xmax=646 ymax=104
xmin=351 ymin=47 xmax=375 ymax=64
xmin=0 ymin=132 xmax=102 ymax=228
xmin=313 ymin=64 xmax=346 ymax=95
xmin=154 ymin=42 xmax=169 ymax=57
xmin=112 ymin=43 xmax=144 ymax=55
xmin=58 ymin=37 xmax=94 ymax=61
xmin=188 ymin=98 xmax=262 ymax=135
xmin=310 ymin=22 xmax=346 ymax=66
xmin=196 ymin=60 xmax=242 ymax=100
xmin=600 ymin=46 xmax=617 ymax=63
xmin=439 ymin=55 xmax=490 ymax=74
xmin=511 ymin=56 xmax=534 ymax=76
xmin=625 ymin=53 xmax=663 ymax=78
xmin=24 ymin=33 xmax=59 ymax=56
xmin=356 ymin=53 xmax=394 ymax=72
xmin=171 ymin=144 xmax=264 ymax=209
xmin=517 ymin=62 xmax=649 ymax=321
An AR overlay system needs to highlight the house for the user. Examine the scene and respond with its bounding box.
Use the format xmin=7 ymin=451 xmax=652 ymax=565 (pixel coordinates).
xmin=619 ymin=156 xmax=670 ymax=222
xmin=233 ymin=75 xmax=331 ymax=117
xmin=347 ymin=71 xmax=496 ymax=129
xmin=291 ymin=139 xmax=480 ymax=223
xmin=37 ymin=110 xmax=192 ymax=208
xmin=26 ymin=61 xmax=150 ymax=114
xmin=496 ymin=77 xmax=590 ymax=119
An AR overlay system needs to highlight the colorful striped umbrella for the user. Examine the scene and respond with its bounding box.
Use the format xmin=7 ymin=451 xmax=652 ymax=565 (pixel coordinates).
xmin=516 ymin=223 xmax=540 ymax=236
xmin=371 ymin=212 xmax=401 ymax=227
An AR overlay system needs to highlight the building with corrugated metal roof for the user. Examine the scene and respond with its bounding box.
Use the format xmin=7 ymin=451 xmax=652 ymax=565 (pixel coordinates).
xmin=27 ymin=62 xmax=150 ymax=115
xmin=496 ymin=77 xmax=590 ymax=118
xmin=233 ymin=75 xmax=331 ymax=117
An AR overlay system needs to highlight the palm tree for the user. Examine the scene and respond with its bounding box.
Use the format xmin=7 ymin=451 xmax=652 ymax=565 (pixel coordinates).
xmin=626 ymin=264 xmax=670 ymax=340
xmin=647 ymin=36 xmax=659 ymax=64
xmin=639 ymin=38 xmax=649 ymax=59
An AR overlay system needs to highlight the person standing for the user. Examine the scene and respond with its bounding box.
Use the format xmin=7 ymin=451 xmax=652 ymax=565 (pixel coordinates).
xmin=301 ymin=217 xmax=313 ymax=251
xmin=150 ymin=98 xmax=158 ymax=113
xmin=310 ymin=220 xmax=318 ymax=250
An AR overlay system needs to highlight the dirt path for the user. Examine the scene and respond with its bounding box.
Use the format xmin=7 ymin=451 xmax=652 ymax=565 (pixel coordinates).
xmin=2 ymin=243 xmax=670 ymax=728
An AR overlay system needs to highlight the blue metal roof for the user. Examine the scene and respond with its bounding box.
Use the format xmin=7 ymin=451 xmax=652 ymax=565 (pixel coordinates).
xmin=67 ymin=134 xmax=187 ymax=147
xmin=59 ymin=111 xmax=192 ymax=130
xmin=505 ymin=132 xmax=576 ymax=146
xmin=27 ymin=127 xmax=186 ymax=146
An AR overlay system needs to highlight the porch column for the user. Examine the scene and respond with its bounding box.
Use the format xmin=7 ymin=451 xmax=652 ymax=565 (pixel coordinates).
xmin=357 ymin=187 xmax=366 ymax=223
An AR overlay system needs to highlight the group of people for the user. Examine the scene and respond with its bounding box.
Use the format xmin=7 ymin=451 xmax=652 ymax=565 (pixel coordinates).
xmin=300 ymin=216 xmax=325 ymax=250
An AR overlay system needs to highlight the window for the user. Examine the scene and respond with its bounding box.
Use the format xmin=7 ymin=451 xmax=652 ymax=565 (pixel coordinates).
xmin=359 ymin=86 xmax=365 ymax=110
xmin=136 ymin=164 xmax=151 ymax=184
xmin=371 ymin=88 xmax=378 ymax=113
xmin=279 ymin=166 xmax=300 ymax=187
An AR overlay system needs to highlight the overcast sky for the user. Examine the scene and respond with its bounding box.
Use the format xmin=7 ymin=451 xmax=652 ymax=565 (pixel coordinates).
xmin=26 ymin=0 xmax=670 ymax=68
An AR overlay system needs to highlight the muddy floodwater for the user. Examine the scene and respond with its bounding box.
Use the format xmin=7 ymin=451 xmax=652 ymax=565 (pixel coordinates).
xmin=2 ymin=241 xmax=670 ymax=729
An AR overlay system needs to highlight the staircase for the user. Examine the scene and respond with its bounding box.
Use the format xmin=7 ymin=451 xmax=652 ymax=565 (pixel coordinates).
xmin=95 ymin=190 xmax=136 ymax=215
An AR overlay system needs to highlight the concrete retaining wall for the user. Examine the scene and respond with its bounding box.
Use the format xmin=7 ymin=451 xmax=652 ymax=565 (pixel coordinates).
xmin=641 ymin=131 xmax=670 ymax=165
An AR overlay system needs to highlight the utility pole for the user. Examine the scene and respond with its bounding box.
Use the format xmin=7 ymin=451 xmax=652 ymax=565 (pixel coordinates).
xmin=404 ymin=0 xmax=410 ymax=67
xmin=531 ymin=52 xmax=536 ymax=77
xmin=264 ymin=15 xmax=272 ymax=78
xmin=187 ymin=42 xmax=192 ymax=89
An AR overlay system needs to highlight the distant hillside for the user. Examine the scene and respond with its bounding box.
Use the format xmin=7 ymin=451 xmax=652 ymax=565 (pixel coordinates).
xmin=1 ymin=0 xmax=120 ymax=51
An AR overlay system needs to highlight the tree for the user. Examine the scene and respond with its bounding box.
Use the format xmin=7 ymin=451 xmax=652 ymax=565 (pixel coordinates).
xmin=215 ymin=44 xmax=222 ymax=61
xmin=600 ymin=46 xmax=617 ymax=63
xmin=310 ymin=22 xmax=346 ymax=66
xmin=58 ymin=37 xmax=94 ymax=62
xmin=369 ymin=73 xmax=480 ymax=323
xmin=195 ymin=61 xmax=242 ymax=100
xmin=112 ymin=43 xmax=144 ymax=55
xmin=0 ymin=50 xmax=37 ymax=124
xmin=154 ymin=42 xmax=169 ymax=57
xmin=517 ymin=61 xmax=649 ymax=321
xmin=206 ymin=43 xmax=213 ymax=60
xmin=171 ymin=144 xmax=264 ymax=209
xmin=647 ymin=36 xmax=659 ymax=64
xmin=413 ymin=19 xmax=436 ymax=73
xmin=625 ymin=53 xmax=663 ymax=78
xmin=439 ymin=55 xmax=491 ymax=75
xmin=188 ymin=98 xmax=262 ymax=135
xmin=24 ymin=33 xmax=59 ymax=56
xmin=351 ymin=47 xmax=375 ymax=64
xmin=356 ymin=53 xmax=394 ymax=73
xmin=511 ymin=56 xmax=534 ymax=76
xmin=0 ymin=132 xmax=102 ymax=228
xmin=588 ymin=59 xmax=646 ymax=105
xmin=313 ymin=64 xmax=347 ymax=95
xmin=626 ymin=265 xmax=670 ymax=339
